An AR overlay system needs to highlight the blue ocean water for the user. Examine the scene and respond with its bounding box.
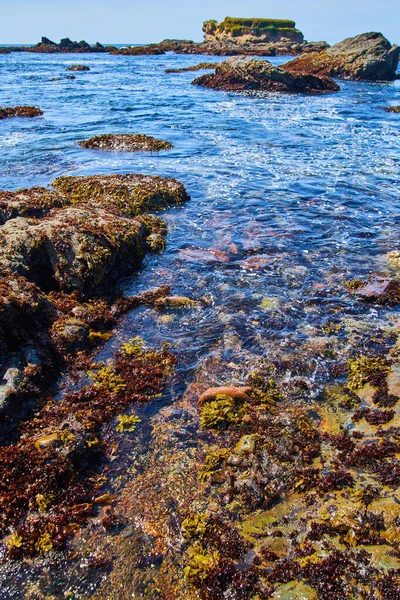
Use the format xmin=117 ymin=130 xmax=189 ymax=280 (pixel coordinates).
xmin=0 ymin=50 xmax=399 ymax=387
xmin=0 ymin=49 xmax=400 ymax=599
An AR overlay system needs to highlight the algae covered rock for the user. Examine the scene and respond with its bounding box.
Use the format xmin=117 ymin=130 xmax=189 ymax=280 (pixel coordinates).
xmin=79 ymin=133 xmax=173 ymax=152
xmin=192 ymin=56 xmax=340 ymax=94
xmin=284 ymin=32 xmax=399 ymax=81
xmin=52 ymin=173 xmax=189 ymax=217
xmin=0 ymin=106 xmax=43 ymax=120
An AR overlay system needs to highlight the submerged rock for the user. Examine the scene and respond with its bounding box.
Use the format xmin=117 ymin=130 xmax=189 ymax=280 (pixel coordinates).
xmin=383 ymin=106 xmax=400 ymax=113
xmin=192 ymin=56 xmax=340 ymax=94
xmin=66 ymin=64 xmax=90 ymax=71
xmin=284 ymin=32 xmax=399 ymax=81
xmin=79 ymin=133 xmax=173 ymax=152
xmin=0 ymin=106 xmax=43 ymax=119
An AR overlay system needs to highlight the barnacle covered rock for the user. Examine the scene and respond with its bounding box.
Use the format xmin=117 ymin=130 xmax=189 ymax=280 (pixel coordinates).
xmin=79 ymin=133 xmax=173 ymax=152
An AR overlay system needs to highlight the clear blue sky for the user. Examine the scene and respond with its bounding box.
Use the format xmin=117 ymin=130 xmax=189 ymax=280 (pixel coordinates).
xmin=1 ymin=0 xmax=399 ymax=46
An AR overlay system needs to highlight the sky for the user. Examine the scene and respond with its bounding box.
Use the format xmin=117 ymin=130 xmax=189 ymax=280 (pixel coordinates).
xmin=1 ymin=0 xmax=399 ymax=46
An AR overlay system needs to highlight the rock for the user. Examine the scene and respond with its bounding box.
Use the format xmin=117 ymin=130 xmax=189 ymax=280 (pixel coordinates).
xmin=0 ymin=48 xmax=11 ymax=55
xmin=31 ymin=37 xmax=113 ymax=53
xmin=79 ymin=133 xmax=173 ymax=152
xmin=165 ymin=62 xmax=218 ymax=74
xmin=203 ymin=16 xmax=304 ymax=45
xmin=112 ymin=44 xmax=165 ymax=56
xmin=66 ymin=64 xmax=90 ymax=71
xmin=284 ymin=32 xmax=399 ymax=81
xmin=0 ymin=106 xmax=43 ymax=120
xmin=387 ymin=250 xmax=400 ymax=268
xmin=192 ymin=56 xmax=340 ymax=94
xmin=197 ymin=386 xmax=253 ymax=407
xmin=383 ymin=106 xmax=400 ymax=113
xmin=155 ymin=296 xmax=198 ymax=309
xmin=0 ymin=174 xmax=189 ymax=293
xmin=234 ymin=434 xmax=257 ymax=455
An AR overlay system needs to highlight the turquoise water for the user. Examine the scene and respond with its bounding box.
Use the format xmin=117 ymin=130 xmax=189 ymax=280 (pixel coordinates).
xmin=0 ymin=50 xmax=399 ymax=598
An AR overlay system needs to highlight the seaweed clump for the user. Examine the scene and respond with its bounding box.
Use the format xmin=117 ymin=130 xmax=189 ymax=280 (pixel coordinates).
xmin=0 ymin=337 xmax=175 ymax=557
xmin=347 ymin=355 xmax=391 ymax=391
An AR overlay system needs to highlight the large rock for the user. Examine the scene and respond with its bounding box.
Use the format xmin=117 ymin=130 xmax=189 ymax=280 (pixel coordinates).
xmin=284 ymin=32 xmax=399 ymax=81
xmin=192 ymin=56 xmax=340 ymax=94
xmin=203 ymin=17 xmax=304 ymax=44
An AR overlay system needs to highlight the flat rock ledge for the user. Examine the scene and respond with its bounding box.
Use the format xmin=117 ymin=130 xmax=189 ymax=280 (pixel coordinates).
xmin=79 ymin=133 xmax=173 ymax=152
xmin=192 ymin=56 xmax=340 ymax=94
xmin=0 ymin=106 xmax=43 ymax=119
xmin=284 ymin=32 xmax=399 ymax=81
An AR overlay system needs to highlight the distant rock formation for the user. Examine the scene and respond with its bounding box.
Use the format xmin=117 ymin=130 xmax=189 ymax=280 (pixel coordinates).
xmin=1 ymin=38 xmax=117 ymax=54
xmin=203 ymin=17 xmax=304 ymax=44
xmin=192 ymin=56 xmax=340 ymax=94
xmin=284 ymin=32 xmax=399 ymax=81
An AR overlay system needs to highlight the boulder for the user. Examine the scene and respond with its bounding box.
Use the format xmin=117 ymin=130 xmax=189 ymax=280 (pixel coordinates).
xmin=192 ymin=56 xmax=340 ymax=94
xmin=284 ymin=32 xmax=399 ymax=81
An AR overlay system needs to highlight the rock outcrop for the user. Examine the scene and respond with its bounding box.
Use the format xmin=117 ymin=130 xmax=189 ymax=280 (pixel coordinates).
xmin=3 ymin=38 xmax=116 ymax=54
xmin=203 ymin=17 xmax=304 ymax=44
xmin=284 ymin=32 xmax=399 ymax=81
xmin=165 ymin=62 xmax=219 ymax=74
xmin=0 ymin=106 xmax=43 ymax=120
xmin=383 ymin=106 xmax=400 ymax=113
xmin=79 ymin=133 xmax=173 ymax=151
xmin=192 ymin=56 xmax=340 ymax=94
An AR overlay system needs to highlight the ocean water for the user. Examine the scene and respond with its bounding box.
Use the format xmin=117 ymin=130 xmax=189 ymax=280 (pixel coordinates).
xmin=0 ymin=51 xmax=400 ymax=598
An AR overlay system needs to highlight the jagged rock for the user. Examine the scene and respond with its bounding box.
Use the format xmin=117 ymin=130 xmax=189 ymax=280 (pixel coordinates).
xmin=79 ymin=133 xmax=173 ymax=152
xmin=192 ymin=56 xmax=340 ymax=94
xmin=284 ymin=32 xmax=399 ymax=81
xmin=383 ymin=106 xmax=400 ymax=113
xmin=0 ymin=106 xmax=43 ymax=120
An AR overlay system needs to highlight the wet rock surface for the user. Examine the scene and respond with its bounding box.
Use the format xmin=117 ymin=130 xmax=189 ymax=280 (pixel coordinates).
xmin=79 ymin=133 xmax=173 ymax=152
xmin=192 ymin=56 xmax=340 ymax=94
xmin=165 ymin=62 xmax=219 ymax=73
xmin=284 ymin=32 xmax=399 ymax=81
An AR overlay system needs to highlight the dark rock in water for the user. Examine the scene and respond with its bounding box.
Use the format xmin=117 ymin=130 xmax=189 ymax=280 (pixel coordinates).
xmin=41 ymin=36 xmax=56 ymax=45
xmin=22 ymin=37 xmax=114 ymax=54
xmin=0 ymin=48 xmax=11 ymax=54
xmin=192 ymin=56 xmax=340 ymax=94
xmin=383 ymin=105 xmax=400 ymax=113
xmin=112 ymin=44 xmax=166 ymax=56
xmin=67 ymin=64 xmax=90 ymax=71
xmin=79 ymin=133 xmax=173 ymax=152
xmin=0 ymin=106 xmax=43 ymax=119
xmin=284 ymin=32 xmax=399 ymax=81
xmin=165 ymin=62 xmax=218 ymax=73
